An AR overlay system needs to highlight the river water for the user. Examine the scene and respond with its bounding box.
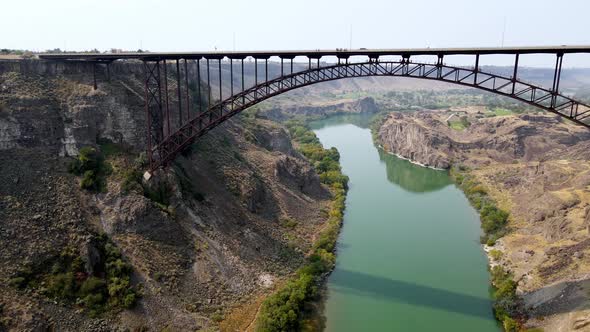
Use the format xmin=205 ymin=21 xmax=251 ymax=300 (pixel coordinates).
xmin=309 ymin=114 xmax=499 ymax=332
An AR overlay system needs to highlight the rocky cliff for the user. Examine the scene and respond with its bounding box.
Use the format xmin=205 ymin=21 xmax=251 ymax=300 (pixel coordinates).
xmin=377 ymin=109 xmax=590 ymax=169
xmin=0 ymin=60 xmax=331 ymax=331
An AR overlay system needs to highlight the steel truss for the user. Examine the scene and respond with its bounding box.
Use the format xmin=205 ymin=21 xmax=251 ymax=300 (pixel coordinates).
xmin=143 ymin=59 xmax=590 ymax=172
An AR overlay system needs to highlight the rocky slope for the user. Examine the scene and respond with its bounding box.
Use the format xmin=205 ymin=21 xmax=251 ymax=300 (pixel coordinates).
xmin=0 ymin=60 xmax=332 ymax=331
xmin=377 ymin=109 xmax=590 ymax=169
xmin=377 ymin=108 xmax=590 ymax=331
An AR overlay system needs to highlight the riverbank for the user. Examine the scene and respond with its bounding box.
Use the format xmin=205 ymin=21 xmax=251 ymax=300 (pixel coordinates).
xmin=253 ymin=119 xmax=349 ymax=331
xmin=375 ymin=108 xmax=590 ymax=331
xmin=312 ymin=114 xmax=497 ymax=331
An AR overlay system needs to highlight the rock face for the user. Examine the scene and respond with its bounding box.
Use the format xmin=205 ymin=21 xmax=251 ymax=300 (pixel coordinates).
xmin=275 ymin=155 xmax=327 ymax=198
xmin=378 ymin=112 xmax=452 ymax=168
xmin=377 ymin=110 xmax=590 ymax=169
xmin=263 ymin=96 xmax=378 ymax=121
xmin=0 ymin=60 xmax=332 ymax=331
xmin=0 ymin=61 xmax=147 ymax=156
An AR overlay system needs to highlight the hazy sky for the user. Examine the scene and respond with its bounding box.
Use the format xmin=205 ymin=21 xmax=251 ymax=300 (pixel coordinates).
xmin=3 ymin=0 xmax=590 ymax=66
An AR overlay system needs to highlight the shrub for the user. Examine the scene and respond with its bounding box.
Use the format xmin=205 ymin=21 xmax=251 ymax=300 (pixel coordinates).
xmin=143 ymin=181 xmax=173 ymax=206
xmin=121 ymin=169 xmax=142 ymax=193
xmin=490 ymin=266 xmax=522 ymax=328
xmin=80 ymin=277 xmax=106 ymax=297
xmin=280 ymin=218 xmax=298 ymax=229
xmin=212 ymin=312 xmax=224 ymax=323
xmin=8 ymin=277 xmax=27 ymax=289
xmin=123 ymin=293 xmax=137 ymax=308
xmin=13 ymin=236 xmax=138 ymax=317
xmin=68 ymin=146 xmax=109 ymax=191
xmin=257 ymin=273 xmax=315 ymax=332
xmin=45 ymin=272 xmax=77 ymax=300
xmin=452 ymin=168 xmax=510 ymax=247
xmin=80 ymin=170 xmax=98 ymax=190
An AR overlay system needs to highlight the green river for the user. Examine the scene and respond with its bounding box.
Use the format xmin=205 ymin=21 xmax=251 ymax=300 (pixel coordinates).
xmin=309 ymin=114 xmax=499 ymax=332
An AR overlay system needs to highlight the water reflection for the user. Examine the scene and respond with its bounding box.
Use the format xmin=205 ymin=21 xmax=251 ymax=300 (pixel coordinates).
xmin=378 ymin=148 xmax=451 ymax=193
xmin=308 ymin=113 xmax=374 ymax=130
xmin=310 ymin=112 xmax=452 ymax=193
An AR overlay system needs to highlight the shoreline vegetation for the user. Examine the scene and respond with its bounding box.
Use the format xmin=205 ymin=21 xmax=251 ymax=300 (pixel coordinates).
xmin=255 ymin=119 xmax=349 ymax=332
xmin=450 ymin=166 xmax=525 ymax=331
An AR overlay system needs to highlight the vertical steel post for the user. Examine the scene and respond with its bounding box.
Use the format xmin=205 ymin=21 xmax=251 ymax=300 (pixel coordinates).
xmin=474 ymin=54 xmax=479 ymax=84
xmin=241 ymin=58 xmax=245 ymax=92
xmin=290 ymin=58 xmax=293 ymax=74
xmin=176 ymin=59 xmax=182 ymax=127
xmin=206 ymin=58 xmax=211 ymax=108
xmin=184 ymin=59 xmax=190 ymax=121
xmin=512 ymin=53 xmax=519 ymax=94
xmin=551 ymin=53 xmax=564 ymax=108
xmin=218 ymin=58 xmax=222 ymax=102
xmin=143 ymin=62 xmax=153 ymax=170
xmin=255 ymin=58 xmax=258 ymax=85
xmin=163 ymin=60 xmax=170 ymax=137
xmin=230 ymin=58 xmax=233 ymax=97
xmin=156 ymin=61 xmax=163 ymax=143
xmin=197 ymin=58 xmax=202 ymax=113
xmin=92 ymin=63 xmax=97 ymax=89
xmin=281 ymin=58 xmax=284 ymax=77
xmin=241 ymin=58 xmax=245 ymax=106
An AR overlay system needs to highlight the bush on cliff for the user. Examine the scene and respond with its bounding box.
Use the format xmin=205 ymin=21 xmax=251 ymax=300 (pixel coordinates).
xmin=9 ymin=235 xmax=139 ymax=317
xmin=68 ymin=146 xmax=111 ymax=192
xmin=490 ymin=266 xmax=523 ymax=330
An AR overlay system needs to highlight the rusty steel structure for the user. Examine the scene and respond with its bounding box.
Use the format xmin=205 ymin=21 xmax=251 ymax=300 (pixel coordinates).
xmin=39 ymin=46 xmax=590 ymax=172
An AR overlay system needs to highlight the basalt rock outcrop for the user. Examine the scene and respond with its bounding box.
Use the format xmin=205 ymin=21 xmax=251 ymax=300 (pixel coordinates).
xmin=377 ymin=110 xmax=590 ymax=169
xmin=377 ymin=112 xmax=453 ymax=168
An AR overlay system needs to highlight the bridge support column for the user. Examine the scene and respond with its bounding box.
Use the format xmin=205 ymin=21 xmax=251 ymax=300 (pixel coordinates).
xmin=143 ymin=60 xmax=165 ymax=171
xmin=512 ymin=54 xmax=519 ymax=94
xmin=551 ymin=53 xmax=564 ymax=108
xmin=436 ymin=54 xmax=443 ymax=79
xmin=474 ymin=54 xmax=479 ymax=85
xmin=92 ymin=63 xmax=97 ymax=90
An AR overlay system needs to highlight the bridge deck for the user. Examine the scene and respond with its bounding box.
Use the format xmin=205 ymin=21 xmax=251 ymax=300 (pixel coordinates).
xmin=38 ymin=45 xmax=590 ymax=61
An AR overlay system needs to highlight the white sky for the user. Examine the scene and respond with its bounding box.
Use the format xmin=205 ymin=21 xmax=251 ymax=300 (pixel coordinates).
xmin=2 ymin=0 xmax=590 ymax=67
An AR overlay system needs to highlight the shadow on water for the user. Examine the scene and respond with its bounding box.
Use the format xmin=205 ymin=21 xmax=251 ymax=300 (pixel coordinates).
xmin=378 ymin=149 xmax=452 ymax=193
xmin=330 ymin=269 xmax=494 ymax=319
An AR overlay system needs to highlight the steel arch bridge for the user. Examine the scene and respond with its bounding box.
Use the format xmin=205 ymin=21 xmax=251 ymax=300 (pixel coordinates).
xmin=40 ymin=46 xmax=590 ymax=172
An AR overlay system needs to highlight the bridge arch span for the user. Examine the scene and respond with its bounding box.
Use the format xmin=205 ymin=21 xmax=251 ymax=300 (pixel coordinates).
xmin=153 ymin=60 xmax=590 ymax=170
